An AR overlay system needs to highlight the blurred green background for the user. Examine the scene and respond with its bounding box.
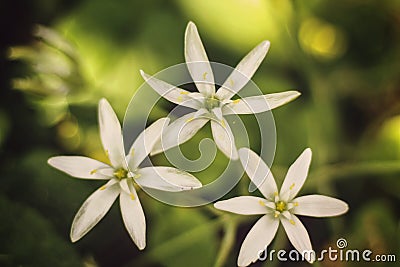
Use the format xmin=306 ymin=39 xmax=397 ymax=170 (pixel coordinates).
xmin=1 ymin=0 xmax=399 ymax=266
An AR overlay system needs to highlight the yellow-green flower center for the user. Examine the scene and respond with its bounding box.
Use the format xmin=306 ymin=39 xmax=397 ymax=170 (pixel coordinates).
xmin=114 ymin=168 xmax=128 ymax=180
xmin=275 ymin=201 xmax=287 ymax=212
xmin=205 ymin=95 xmax=220 ymax=111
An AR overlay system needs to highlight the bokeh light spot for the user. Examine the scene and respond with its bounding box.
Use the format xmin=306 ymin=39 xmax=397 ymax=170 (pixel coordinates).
xmin=299 ymin=18 xmax=347 ymax=60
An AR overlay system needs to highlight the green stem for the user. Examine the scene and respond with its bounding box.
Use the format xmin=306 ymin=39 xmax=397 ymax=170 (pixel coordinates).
xmin=214 ymin=217 xmax=237 ymax=267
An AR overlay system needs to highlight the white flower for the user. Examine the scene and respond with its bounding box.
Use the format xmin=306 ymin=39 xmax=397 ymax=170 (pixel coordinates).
xmin=141 ymin=22 xmax=300 ymax=160
xmin=48 ymin=98 xmax=202 ymax=249
xmin=214 ymin=148 xmax=348 ymax=266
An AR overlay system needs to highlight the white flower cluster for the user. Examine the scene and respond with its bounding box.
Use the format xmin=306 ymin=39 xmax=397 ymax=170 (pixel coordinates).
xmin=48 ymin=22 xmax=348 ymax=266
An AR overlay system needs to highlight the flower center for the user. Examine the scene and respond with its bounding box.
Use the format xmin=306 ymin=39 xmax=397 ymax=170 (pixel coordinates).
xmin=205 ymin=95 xmax=220 ymax=111
xmin=113 ymin=168 xmax=128 ymax=180
xmin=275 ymin=201 xmax=287 ymax=212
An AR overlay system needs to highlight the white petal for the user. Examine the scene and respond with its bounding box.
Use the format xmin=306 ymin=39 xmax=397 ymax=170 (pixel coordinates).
xmin=212 ymin=106 xmax=223 ymax=121
xmin=238 ymin=214 xmax=279 ymax=267
xmin=292 ymin=195 xmax=349 ymax=217
xmin=151 ymin=112 xmax=209 ymax=155
xmin=119 ymin=180 xmax=146 ymax=250
xmin=216 ymin=41 xmax=270 ymax=100
xmin=238 ymin=148 xmax=278 ymax=200
xmin=119 ymin=178 xmax=131 ymax=195
xmin=188 ymin=92 xmax=205 ymax=101
xmin=214 ymin=196 xmax=271 ymax=215
xmin=210 ymin=116 xmax=238 ymax=160
xmin=184 ymin=21 xmax=215 ymax=96
xmin=222 ymin=91 xmax=301 ymax=115
xmin=70 ymin=180 xmax=120 ymax=242
xmin=136 ymin=166 xmax=202 ymax=192
xmin=127 ymin=118 xmax=169 ymax=170
xmin=98 ymin=98 xmax=127 ymax=168
xmin=140 ymin=70 xmax=202 ymax=110
xmin=48 ymin=156 xmax=112 ymax=179
xmin=280 ymin=148 xmax=312 ymax=202
xmin=280 ymin=214 xmax=315 ymax=263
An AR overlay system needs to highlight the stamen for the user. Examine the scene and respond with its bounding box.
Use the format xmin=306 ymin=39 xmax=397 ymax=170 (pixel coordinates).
xmin=130 ymin=148 xmax=135 ymax=157
xmin=259 ymin=200 xmax=265 ymax=206
xmin=229 ymin=79 xmax=234 ymax=86
xmin=177 ymin=96 xmax=183 ymax=103
xmin=294 ymin=202 xmax=299 ymax=206
xmin=186 ymin=117 xmax=194 ymax=123
xmin=100 ymin=185 xmax=107 ymax=190
xmin=289 ymin=219 xmax=295 ymax=225
xmin=130 ymin=193 xmax=135 ymax=200
xmin=90 ymin=169 xmax=97 ymax=175
xmin=114 ymin=168 xmax=128 ymax=180
xmin=202 ymin=72 xmax=208 ymax=80
xmin=276 ymin=201 xmax=287 ymax=212
xmin=290 ymin=183 xmax=295 ymax=190
xmin=274 ymin=211 xmax=280 ymax=218
xmin=180 ymin=91 xmax=189 ymax=95
xmin=233 ymin=99 xmax=240 ymax=104
xmin=220 ymin=120 xmax=226 ymax=128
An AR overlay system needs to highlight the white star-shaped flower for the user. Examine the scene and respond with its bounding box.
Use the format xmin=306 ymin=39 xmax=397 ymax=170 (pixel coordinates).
xmin=214 ymin=147 xmax=349 ymax=266
xmin=48 ymin=98 xmax=202 ymax=249
xmin=141 ymin=22 xmax=300 ymax=159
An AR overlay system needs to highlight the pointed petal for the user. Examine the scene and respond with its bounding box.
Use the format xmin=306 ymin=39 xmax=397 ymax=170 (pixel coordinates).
xmin=238 ymin=148 xmax=278 ymax=200
xmin=70 ymin=180 xmax=120 ymax=242
xmin=136 ymin=166 xmax=202 ymax=192
xmin=281 ymin=214 xmax=315 ymax=263
xmin=98 ymin=98 xmax=126 ymax=168
xmin=238 ymin=214 xmax=279 ymax=267
xmin=292 ymin=195 xmax=349 ymax=217
xmin=140 ymin=70 xmax=202 ymax=109
xmin=216 ymin=41 xmax=270 ymax=100
xmin=210 ymin=116 xmax=238 ymax=160
xmin=184 ymin=21 xmax=215 ymax=96
xmin=48 ymin=156 xmax=112 ymax=179
xmin=280 ymin=148 xmax=312 ymax=202
xmin=222 ymin=91 xmax=301 ymax=115
xmin=151 ymin=112 xmax=209 ymax=155
xmin=127 ymin=118 xmax=169 ymax=170
xmin=119 ymin=180 xmax=146 ymax=249
xmin=214 ymin=196 xmax=271 ymax=215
